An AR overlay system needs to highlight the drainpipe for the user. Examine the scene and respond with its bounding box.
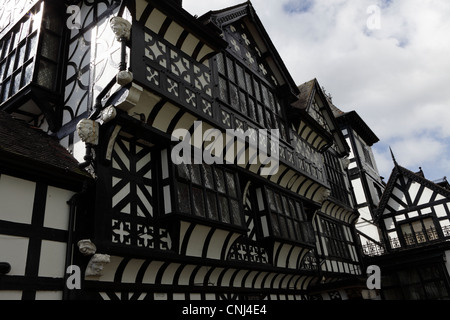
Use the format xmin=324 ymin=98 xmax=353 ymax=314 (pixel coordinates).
xmin=63 ymin=181 xmax=88 ymax=300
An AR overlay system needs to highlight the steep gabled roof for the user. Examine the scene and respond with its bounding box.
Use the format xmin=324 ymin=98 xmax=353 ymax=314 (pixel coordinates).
xmin=293 ymin=79 xmax=315 ymax=111
xmin=375 ymin=163 xmax=450 ymax=222
xmin=335 ymin=110 xmax=379 ymax=146
xmin=199 ymin=1 xmax=299 ymax=100
xmin=0 ymin=111 xmax=91 ymax=188
xmin=292 ymin=78 xmax=350 ymax=157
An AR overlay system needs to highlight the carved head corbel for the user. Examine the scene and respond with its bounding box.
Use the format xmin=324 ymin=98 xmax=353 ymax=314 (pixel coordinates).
xmin=110 ymin=17 xmax=131 ymax=41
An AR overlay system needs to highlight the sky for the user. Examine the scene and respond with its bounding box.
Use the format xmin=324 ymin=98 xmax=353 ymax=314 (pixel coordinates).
xmin=182 ymin=0 xmax=450 ymax=182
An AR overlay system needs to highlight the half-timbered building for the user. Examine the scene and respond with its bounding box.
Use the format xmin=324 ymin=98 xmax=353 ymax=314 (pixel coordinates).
xmin=0 ymin=110 xmax=92 ymax=299
xmin=331 ymin=106 xmax=385 ymax=254
xmin=0 ymin=0 xmax=366 ymax=300
xmin=364 ymin=158 xmax=450 ymax=300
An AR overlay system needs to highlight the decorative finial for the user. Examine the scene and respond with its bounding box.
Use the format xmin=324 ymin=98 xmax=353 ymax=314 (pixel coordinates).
xmin=389 ymin=146 xmax=398 ymax=167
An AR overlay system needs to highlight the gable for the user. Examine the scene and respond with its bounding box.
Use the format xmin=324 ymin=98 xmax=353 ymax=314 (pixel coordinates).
xmin=201 ymin=2 xmax=299 ymax=99
xmin=381 ymin=174 xmax=449 ymax=217
xmin=308 ymin=93 xmax=332 ymax=133
xmin=376 ymin=165 xmax=450 ymax=251
xmin=292 ymin=79 xmax=349 ymax=156
xmin=222 ymin=20 xmax=279 ymax=88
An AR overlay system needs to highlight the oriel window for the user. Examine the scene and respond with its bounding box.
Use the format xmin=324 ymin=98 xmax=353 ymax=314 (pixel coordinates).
xmin=258 ymin=186 xmax=314 ymax=244
xmin=0 ymin=5 xmax=40 ymax=102
xmin=175 ymin=162 xmax=244 ymax=227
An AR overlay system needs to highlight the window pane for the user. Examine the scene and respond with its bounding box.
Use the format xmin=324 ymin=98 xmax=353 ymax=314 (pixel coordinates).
xmin=0 ymin=61 xmax=5 ymax=81
xmin=37 ymin=60 xmax=56 ymax=90
xmin=236 ymin=64 xmax=245 ymax=89
xmin=219 ymin=76 xmax=228 ymax=102
xmin=245 ymin=72 xmax=253 ymax=95
xmin=267 ymin=189 xmax=276 ymax=211
xmin=6 ymin=53 xmax=15 ymax=76
xmin=274 ymin=193 xmax=282 ymax=213
xmin=42 ymin=8 xmax=64 ymax=34
xmin=281 ymin=196 xmax=291 ymax=217
xmin=294 ymin=221 xmax=301 ymax=240
xmin=206 ymin=191 xmax=218 ymax=220
xmin=286 ymin=218 xmax=296 ymax=240
xmin=288 ymin=199 xmax=297 ymax=219
xmin=248 ymin=98 xmax=255 ymax=119
xmin=216 ymin=53 xmax=225 ymax=75
xmin=230 ymin=83 xmax=239 ymax=109
xmin=192 ymin=187 xmax=205 ymax=217
xmin=23 ymin=62 xmax=33 ymax=86
xmin=279 ymin=215 xmax=288 ymax=236
xmin=239 ymin=91 xmax=247 ymax=114
xmin=202 ymin=165 xmax=214 ymax=189
xmin=226 ymin=57 xmax=235 ymax=82
xmin=296 ymin=201 xmax=305 ymax=220
xmin=191 ymin=164 xmax=202 ymax=185
xmin=214 ymin=169 xmax=226 ymax=193
xmin=271 ymin=213 xmax=280 ymax=236
xmin=177 ymin=183 xmax=190 ymax=213
xmin=225 ymin=172 xmax=237 ymax=198
xmin=219 ymin=196 xmax=230 ymax=223
xmin=265 ymin=109 xmax=273 ymax=128
xmin=11 ymin=72 xmax=21 ymax=95
xmin=176 ymin=163 xmax=190 ymax=180
xmin=253 ymin=79 xmax=260 ymax=101
xmin=41 ymin=32 xmax=59 ymax=61
xmin=257 ymin=104 xmax=265 ymax=126
xmin=25 ymin=34 xmax=37 ymax=60
xmin=20 ymin=19 xmax=31 ymax=42
xmin=261 ymin=84 xmax=269 ymax=107
xmin=1 ymin=79 xmax=10 ymax=101
xmin=230 ymin=199 xmax=241 ymax=226
xmin=17 ymin=43 xmax=26 ymax=67
xmin=2 ymin=37 xmax=11 ymax=58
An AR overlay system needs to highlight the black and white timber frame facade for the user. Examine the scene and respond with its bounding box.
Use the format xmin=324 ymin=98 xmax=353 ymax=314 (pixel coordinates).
xmin=0 ymin=0 xmax=368 ymax=300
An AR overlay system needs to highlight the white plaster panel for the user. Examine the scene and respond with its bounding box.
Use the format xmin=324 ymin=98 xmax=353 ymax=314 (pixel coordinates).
xmin=43 ymin=186 xmax=74 ymax=230
xmin=435 ymin=204 xmax=448 ymax=218
xmin=0 ymin=291 xmax=22 ymax=300
xmin=35 ymin=291 xmax=63 ymax=300
xmin=38 ymin=240 xmax=67 ymax=278
xmin=0 ymin=235 xmax=28 ymax=276
xmin=0 ymin=175 xmax=35 ymax=224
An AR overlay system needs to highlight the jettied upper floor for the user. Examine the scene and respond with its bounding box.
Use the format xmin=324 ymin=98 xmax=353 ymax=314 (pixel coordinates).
xmin=114 ymin=0 xmax=352 ymax=206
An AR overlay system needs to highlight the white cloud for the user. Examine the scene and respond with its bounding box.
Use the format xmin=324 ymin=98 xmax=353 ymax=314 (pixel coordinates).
xmin=183 ymin=0 xmax=450 ymax=180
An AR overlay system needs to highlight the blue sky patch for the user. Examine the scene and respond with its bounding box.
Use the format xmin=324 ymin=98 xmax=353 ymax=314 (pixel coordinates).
xmin=283 ymin=0 xmax=314 ymax=14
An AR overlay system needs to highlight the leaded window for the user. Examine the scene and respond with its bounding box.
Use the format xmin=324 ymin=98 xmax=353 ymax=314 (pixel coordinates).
xmin=0 ymin=2 xmax=65 ymax=126
xmin=175 ymin=162 xmax=244 ymax=227
xmin=318 ymin=218 xmax=351 ymax=260
xmin=400 ymin=217 xmax=439 ymax=246
xmin=262 ymin=186 xmax=314 ymax=244
xmin=308 ymin=98 xmax=330 ymax=132
xmin=0 ymin=5 xmax=40 ymax=102
xmin=215 ymin=52 xmax=287 ymax=141
xmin=323 ymin=149 xmax=351 ymax=206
